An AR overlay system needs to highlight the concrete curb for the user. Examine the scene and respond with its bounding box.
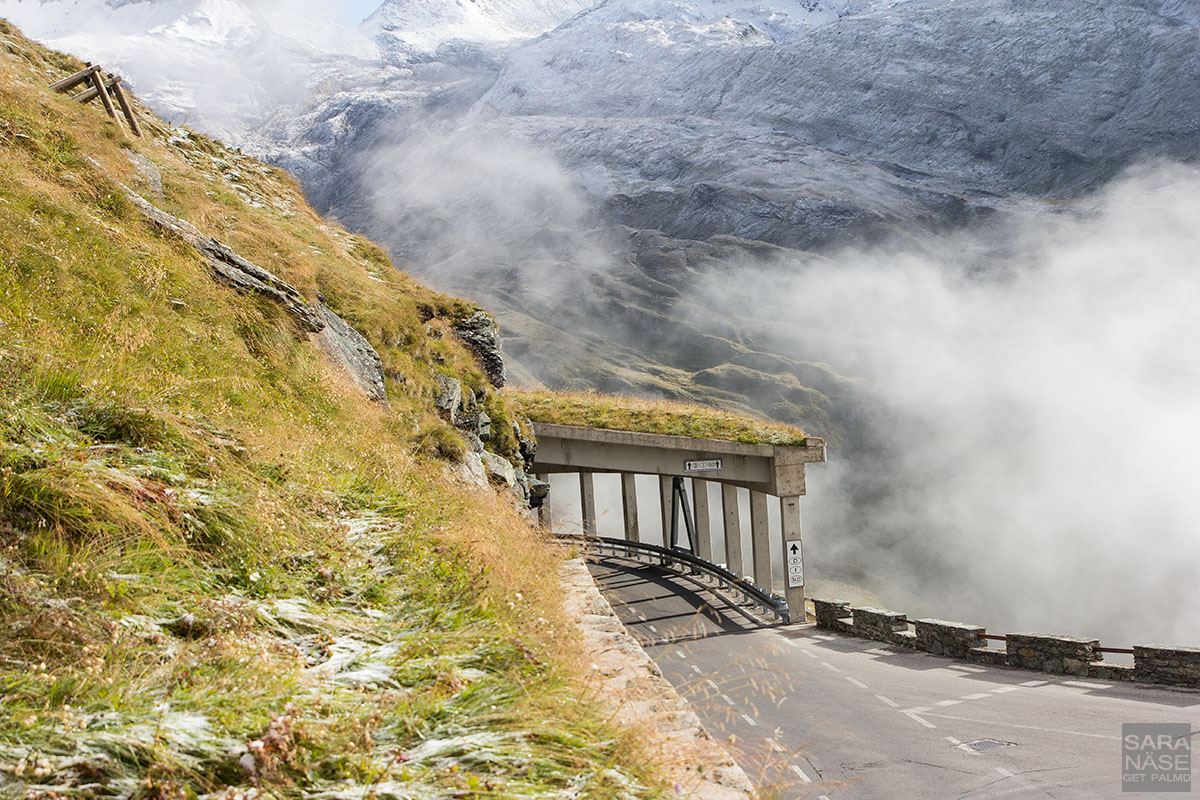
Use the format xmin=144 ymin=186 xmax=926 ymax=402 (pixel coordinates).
xmin=559 ymin=558 xmax=756 ymax=800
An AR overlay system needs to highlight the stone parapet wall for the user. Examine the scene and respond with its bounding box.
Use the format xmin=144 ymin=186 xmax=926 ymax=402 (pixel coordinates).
xmin=812 ymin=599 xmax=853 ymax=634
xmin=811 ymin=598 xmax=1200 ymax=689
xmin=852 ymin=607 xmax=908 ymax=643
xmin=1133 ymin=645 xmax=1200 ymax=687
xmin=915 ymin=619 xmax=986 ymax=658
xmin=1007 ymin=633 xmax=1098 ymax=676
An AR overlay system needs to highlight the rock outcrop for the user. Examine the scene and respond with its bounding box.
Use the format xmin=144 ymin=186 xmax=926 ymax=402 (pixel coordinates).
xmin=314 ymin=301 xmax=389 ymax=406
xmin=452 ymin=311 xmax=507 ymax=388
xmin=126 ymin=191 xmax=325 ymax=333
xmin=127 ymin=190 xmax=389 ymax=405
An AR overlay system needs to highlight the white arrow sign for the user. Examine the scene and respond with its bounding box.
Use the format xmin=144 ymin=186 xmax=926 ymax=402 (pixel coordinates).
xmin=786 ymin=540 xmax=804 ymax=588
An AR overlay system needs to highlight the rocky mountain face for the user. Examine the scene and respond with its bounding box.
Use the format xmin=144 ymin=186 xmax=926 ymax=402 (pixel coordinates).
xmin=4 ymin=0 xmax=1197 ymax=439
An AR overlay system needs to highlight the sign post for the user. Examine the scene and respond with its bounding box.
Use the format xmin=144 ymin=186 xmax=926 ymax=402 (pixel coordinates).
xmin=780 ymin=496 xmax=806 ymax=623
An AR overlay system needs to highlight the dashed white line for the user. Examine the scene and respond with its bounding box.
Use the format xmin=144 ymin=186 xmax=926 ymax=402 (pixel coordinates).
xmin=962 ymin=692 xmax=991 ymax=700
xmin=721 ymin=694 xmax=735 ymax=706
xmin=1019 ymin=680 xmax=1048 ymax=687
xmin=781 ymin=638 xmax=799 ymax=648
xmin=991 ymin=686 xmax=1019 ymax=694
xmin=690 ymin=664 xmax=703 ymax=674
xmin=766 ymin=738 xmax=784 ymax=753
xmin=846 ymin=676 xmax=869 ymax=689
xmin=901 ymin=707 xmax=936 ymax=729
xmin=821 ymin=662 xmax=841 ymax=673
xmin=790 ymin=765 xmax=813 ymax=783
xmin=705 ymin=679 xmax=720 ymax=692
xmin=674 ymin=649 xmax=687 ymax=659
xmin=995 ymin=767 xmax=1014 ymax=778
xmin=875 ymin=694 xmax=900 ymax=708
xmin=648 ymin=625 xmax=658 ymax=633
xmin=740 ymin=713 xmax=757 ymax=727
xmin=946 ymin=735 xmax=978 ymax=756
xmin=935 ymin=699 xmax=962 ymax=707
xmin=1062 ymin=680 xmax=1112 ymax=690
xmin=802 ymin=650 xmax=819 ymax=659
xmin=922 ymin=712 xmax=1121 ymax=740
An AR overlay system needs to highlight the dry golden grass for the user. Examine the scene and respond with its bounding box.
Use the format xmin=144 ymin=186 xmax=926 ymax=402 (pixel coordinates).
xmin=0 ymin=19 xmax=663 ymax=799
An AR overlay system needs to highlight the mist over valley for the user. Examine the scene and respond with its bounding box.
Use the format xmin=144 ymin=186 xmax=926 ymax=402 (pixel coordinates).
xmin=7 ymin=0 xmax=1199 ymax=647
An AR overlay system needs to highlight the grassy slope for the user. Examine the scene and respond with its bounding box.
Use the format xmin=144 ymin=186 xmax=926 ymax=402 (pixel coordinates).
xmin=507 ymin=390 xmax=813 ymax=447
xmin=0 ymin=21 xmax=655 ymax=799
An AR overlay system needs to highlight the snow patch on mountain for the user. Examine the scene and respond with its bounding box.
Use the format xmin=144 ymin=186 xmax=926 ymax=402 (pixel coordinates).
xmin=0 ymin=0 xmax=379 ymax=139
xmin=364 ymin=0 xmax=600 ymax=56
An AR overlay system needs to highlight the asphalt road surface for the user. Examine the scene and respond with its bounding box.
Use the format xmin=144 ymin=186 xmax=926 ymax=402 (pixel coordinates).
xmin=588 ymin=556 xmax=1200 ymax=799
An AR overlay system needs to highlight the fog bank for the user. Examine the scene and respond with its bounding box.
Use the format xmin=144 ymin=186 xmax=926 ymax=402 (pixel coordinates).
xmin=698 ymin=163 xmax=1200 ymax=646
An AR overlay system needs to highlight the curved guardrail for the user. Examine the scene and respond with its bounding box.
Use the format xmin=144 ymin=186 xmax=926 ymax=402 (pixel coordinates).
xmin=555 ymin=533 xmax=789 ymax=622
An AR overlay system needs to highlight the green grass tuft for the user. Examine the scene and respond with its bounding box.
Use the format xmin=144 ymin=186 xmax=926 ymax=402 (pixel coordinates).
xmin=507 ymin=389 xmax=814 ymax=446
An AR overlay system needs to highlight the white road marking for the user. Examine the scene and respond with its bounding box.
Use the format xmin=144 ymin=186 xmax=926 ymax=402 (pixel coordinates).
xmin=813 ymin=634 xmax=835 ymax=641
xmin=945 ymin=735 xmax=979 ymax=756
xmin=821 ymin=662 xmax=841 ymax=673
xmin=991 ymin=686 xmax=1019 ymax=694
xmin=962 ymin=692 xmax=991 ymax=700
xmin=705 ymin=679 xmax=720 ymax=692
xmin=935 ymin=699 xmax=963 ymax=706
xmin=802 ymin=650 xmax=819 ymax=659
xmin=846 ymin=676 xmax=869 ymax=689
xmin=901 ymin=707 xmax=936 ymax=729
xmin=791 ymin=765 xmax=813 ymax=783
xmin=741 ymin=713 xmax=757 ymax=727
xmin=648 ymin=625 xmax=658 ymax=633
xmin=1062 ymin=680 xmax=1112 ymax=689
xmin=781 ymin=638 xmax=799 ymax=648
xmin=875 ymin=694 xmax=899 ymax=708
xmin=767 ymin=738 xmax=784 ymax=752
xmin=995 ymin=767 xmax=1014 ymax=777
xmin=1019 ymin=680 xmax=1048 ymax=687
xmin=721 ymin=694 xmax=735 ymax=706
xmin=691 ymin=664 xmax=703 ymax=674
xmin=674 ymin=649 xmax=687 ymax=659
xmin=923 ymin=712 xmax=1121 ymax=740
xmin=865 ymin=647 xmax=893 ymax=655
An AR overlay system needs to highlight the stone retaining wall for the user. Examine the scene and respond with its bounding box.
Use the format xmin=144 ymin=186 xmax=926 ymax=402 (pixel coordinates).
xmin=811 ymin=598 xmax=1198 ymax=689
xmin=1134 ymin=645 xmax=1200 ymax=687
xmin=1007 ymin=633 xmax=1098 ymax=676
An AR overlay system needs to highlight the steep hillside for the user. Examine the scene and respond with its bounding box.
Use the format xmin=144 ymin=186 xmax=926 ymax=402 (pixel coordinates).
xmin=8 ymin=0 xmax=1197 ymax=441
xmin=0 ymin=22 xmax=657 ymax=798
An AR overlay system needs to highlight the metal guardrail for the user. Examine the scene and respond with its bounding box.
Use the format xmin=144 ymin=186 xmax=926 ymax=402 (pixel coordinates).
xmin=555 ymin=533 xmax=790 ymax=622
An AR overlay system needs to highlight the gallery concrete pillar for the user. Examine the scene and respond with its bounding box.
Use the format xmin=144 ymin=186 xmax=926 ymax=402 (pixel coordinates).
xmin=659 ymin=475 xmax=674 ymax=546
xmin=692 ymin=479 xmax=712 ymax=561
xmin=536 ymin=473 xmax=551 ymax=528
xmin=621 ymin=473 xmax=640 ymax=542
xmin=780 ymin=496 xmax=806 ymax=624
xmin=721 ymin=483 xmax=744 ymax=578
xmin=749 ymin=491 xmax=772 ymax=590
xmin=579 ymin=471 xmax=597 ymax=536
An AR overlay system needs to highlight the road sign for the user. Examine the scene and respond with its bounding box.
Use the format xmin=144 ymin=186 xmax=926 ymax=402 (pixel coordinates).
xmin=685 ymin=459 xmax=722 ymax=472
xmin=786 ymin=540 xmax=804 ymax=588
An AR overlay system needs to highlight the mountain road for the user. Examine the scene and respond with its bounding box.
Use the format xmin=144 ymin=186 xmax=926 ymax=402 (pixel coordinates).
xmin=588 ymin=557 xmax=1200 ymax=799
